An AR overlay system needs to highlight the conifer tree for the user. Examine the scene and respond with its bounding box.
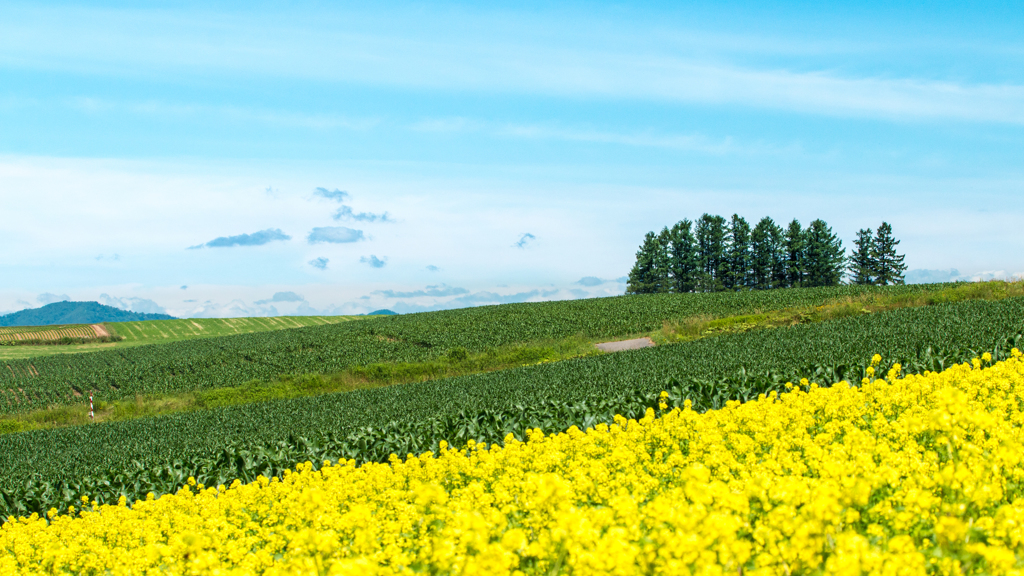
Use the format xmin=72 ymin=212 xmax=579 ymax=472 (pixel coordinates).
xmin=783 ymin=219 xmax=805 ymax=288
xmin=695 ymin=213 xmax=727 ymax=292
xmin=767 ymin=220 xmax=787 ymax=289
xmin=667 ymin=219 xmax=698 ymax=293
xmin=725 ymin=214 xmax=751 ymax=290
xmin=872 ymin=222 xmax=907 ymax=285
xmin=653 ymin=227 xmax=672 ymax=293
xmin=848 ymin=227 xmax=875 ymax=285
xmin=626 ymin=231 xmax=662 ymax=294
xmin=750 ymin=216 xmax=781 ymax=290
xmin=803 ymin=219 xmax=846 ymax=287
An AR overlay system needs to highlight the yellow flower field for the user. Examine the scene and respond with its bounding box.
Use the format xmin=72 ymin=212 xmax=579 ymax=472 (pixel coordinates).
xmin=3 ymin=350 xmax=1024 ymax=575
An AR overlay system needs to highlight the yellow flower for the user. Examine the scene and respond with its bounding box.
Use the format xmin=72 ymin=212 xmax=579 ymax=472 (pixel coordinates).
xmin=4 ymin=353 xmax=1024 ymax=575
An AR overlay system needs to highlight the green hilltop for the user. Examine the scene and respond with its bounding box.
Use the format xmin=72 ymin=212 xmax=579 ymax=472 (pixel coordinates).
xmin=0 ymin=301 xmax=175 ymax=327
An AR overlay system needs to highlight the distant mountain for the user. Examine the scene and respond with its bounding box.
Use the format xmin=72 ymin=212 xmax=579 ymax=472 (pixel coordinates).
xmin=366 ymin=309 xmax=398 ymax=316
xmin=0 ymin=301 xmax=176 ymax=327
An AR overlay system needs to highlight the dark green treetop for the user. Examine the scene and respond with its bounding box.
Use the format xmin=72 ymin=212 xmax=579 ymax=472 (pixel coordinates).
xmin=848 ymin=227 xmax=875 ymax=285
xmin=803 ymin=219 xmax=846 ymax=287
xmin=667 ymin=219 xmax=699 ymax=293
xmin=783 ymin=219 xmax=805 ymax=288
xmin=625 ymin=231 xmax=664 ymax=295
xmin=725 ymin=214 xmax=751 ymax=290
xmin=695 ymin=214 xmax=728 ymax=293
xmin=872 ymin=222 xmax=908 ymax=285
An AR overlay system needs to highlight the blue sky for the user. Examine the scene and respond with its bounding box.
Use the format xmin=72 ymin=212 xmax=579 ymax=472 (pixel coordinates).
xmin=1 ymin=1 xmax=1022 ymax=317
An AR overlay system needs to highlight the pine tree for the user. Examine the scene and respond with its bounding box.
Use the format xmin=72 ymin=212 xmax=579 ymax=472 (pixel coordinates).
xmin=848 ymin=228 xmax=875 ymax=285
xmin=653 ymin=227 xmax=672 ymax=293
xmin=626 ymin=231 xmax=662 ymax=294
xmin=695 ymin=214 xmax=727 ymax=292
xmin=872 ymin=222 xmax=907 ymax=285
xmin=667 ymin=219 xmax=699 ymax=293
xmin=803 ymin=219 xmax=846 ymax=287
xmin=725 ymin=214 xmax=751 ymax=290
xmin=749 ymin=215 xmax=770 ymax=289
xmin=767 ymin=220 xmax=787 ymax=289
xmin=783 ymin=219 xmax=805 ymax=288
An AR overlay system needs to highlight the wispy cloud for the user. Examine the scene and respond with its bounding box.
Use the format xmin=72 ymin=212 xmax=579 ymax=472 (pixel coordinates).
xmin=905 ymin=268 xmax=1024 ymax=284
xmin=255 ymin=291 xmax=305 ymax=305
xmin=309 ymin=257 xmax=329 ymax=270
xmin=307 ymin=226 xmax=364 ymax=244
xmin=314 ymin=187 xmax=350 ymax=202
xmin=413 ymin=118 xmax=744 ymax=154
xmin=333 ymin=205 xmax=393 ymax=223
xmin=425 ymin=265 xmax=440 ymax=272
xmin=65 ymin=98 xmax=378 ymax=130
xmin=574 ymin=276 xmax=629 ymax=287
xmin=373 ymin=284 xmax=469 ymax=298
xmin=387 ymin=289 xmax=547 ymax=313
xmin=99 ymin=294 xmax=168 ymax=314
xmin=514 ymin=233 xmax=536 ymax=249
xmin=10 ymin=5 xmax=1024 ymax=125
xmin=37 ymin=293 xmax=70 ymax=305
xmin=360 ymin=255 xmax=387 ymax=268
xmin=189 ymin=228 xmax=291 ymax=249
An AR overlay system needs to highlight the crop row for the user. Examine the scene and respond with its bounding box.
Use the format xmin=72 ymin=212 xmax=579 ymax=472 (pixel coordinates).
xmin=108 ymin=315 xmax=361 ymax=344
xmin=1 ymin=296 xmax=1022 ymax=518
xmin=0 ymin=284 xmax=955 ymax=414
xmin=0 ymin=326 xmax=97 ymax=341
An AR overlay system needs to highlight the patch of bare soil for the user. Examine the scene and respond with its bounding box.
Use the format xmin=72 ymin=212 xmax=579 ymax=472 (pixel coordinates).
xmin=595 ymin=337 xmax=656 ymax=353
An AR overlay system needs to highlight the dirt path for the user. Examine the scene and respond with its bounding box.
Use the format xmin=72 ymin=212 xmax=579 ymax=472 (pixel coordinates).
xmin=91 ymin=324 xmax=110 ymax=338
xmin=595 ymin=337 xmax=655 ymax=352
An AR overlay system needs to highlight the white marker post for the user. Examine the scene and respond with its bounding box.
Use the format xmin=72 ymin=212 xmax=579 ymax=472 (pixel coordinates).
xmin=89 ymin=394 xmax=94 ymax=420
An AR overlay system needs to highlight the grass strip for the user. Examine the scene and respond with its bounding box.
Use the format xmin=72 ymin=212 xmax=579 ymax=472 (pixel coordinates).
xmin=2 ymin=281 xmax=1022 ymax=434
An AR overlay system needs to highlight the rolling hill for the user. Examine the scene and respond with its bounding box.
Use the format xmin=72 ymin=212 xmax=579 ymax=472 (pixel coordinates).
xmin=0 ymin=301 xmax=175 ymax=327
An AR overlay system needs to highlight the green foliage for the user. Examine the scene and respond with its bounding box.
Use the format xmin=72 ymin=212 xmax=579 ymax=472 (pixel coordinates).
xmin=667 ymin=219 xmax=699 ymax=293
xmin=1 ymin=295 xmax=1023 ymax=518
xmin=0 ymin=301 xmax=174 ymax=327
xmin=625 ymin=231 xmax=663 ymax=295
xmin=696 ymin=213 xmax=728 ymax=292
xmin=725 ymin=214 xmax=751 ymax=290
xmin=108 ymin=315 xmax=363 ymax=345
xmin=630 ymin=213 xmax=853 ymax=294
xmin=849 ymin=227 xmax=875 ymax=285
xmin=444 ymin=347 xmax=469 ymax=362
xmin=873 ymin=222 xmax=908 ymax=285
xmin=783 ymin=218 xmax=806 ymax=288
xmin=749 ymin=217 xmax=780 ymax=290
xmin=0 ymin=285 xmax=962 ymax=416
xmin=803 ymin=219 xmax=846 ymax=287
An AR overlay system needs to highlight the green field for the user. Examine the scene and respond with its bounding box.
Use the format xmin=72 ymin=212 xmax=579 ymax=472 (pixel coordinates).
xmin=109 ymin=315 xmax=366 ymax=343
xmin=0 ymin=315 xmax=366 ymax=360
xmin=1 ymin=294 xmax=1022 ymax=517
xmin=0 ymin=284 xmax=962 ymax=414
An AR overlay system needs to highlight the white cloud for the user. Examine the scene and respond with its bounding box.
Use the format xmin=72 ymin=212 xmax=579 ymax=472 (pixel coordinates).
xmin=98 ymin=294 xmax=168 ymax=315
xmin=307 ymin=226 xmax=365 ymax=244
xmin=65 ymin=98 xmax=378 ymax=130
xmin=4 ymin=5 xmax=1024 ymax=124
xmin=36 ymin=292 xmax=70 ymax=305
xmin=412 ymin=118 xmax=753 ymax=154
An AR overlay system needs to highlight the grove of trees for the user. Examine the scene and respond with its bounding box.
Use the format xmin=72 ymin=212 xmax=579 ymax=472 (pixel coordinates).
xmin=626 ymin=214 xmax=906 ymax=294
